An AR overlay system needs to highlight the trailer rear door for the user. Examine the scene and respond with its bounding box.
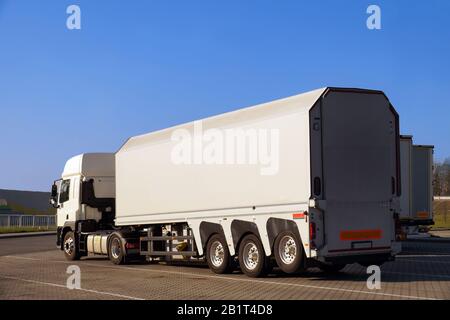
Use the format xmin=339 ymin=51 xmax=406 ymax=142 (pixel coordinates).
xmin=319 ymin=90 xmax=399 ymax=254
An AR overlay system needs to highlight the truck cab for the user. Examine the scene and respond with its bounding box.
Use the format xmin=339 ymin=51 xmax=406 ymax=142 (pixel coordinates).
xmin=51 ymin=153 xmax=115 ymax=257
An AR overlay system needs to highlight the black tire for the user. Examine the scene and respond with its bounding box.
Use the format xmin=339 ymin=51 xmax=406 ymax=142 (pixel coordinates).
xmin=238 ymin=234 xmax=269 ymax=277
xmin=206 ymin=234 xmax=233 ymax=274
xmin=274 ymin=231 xmax=304 ymax=274
xmin=108 ymin=234 xmax=126 ymax=265
xmin=319 ymin=263 xmax=346 ymax=273
xmin=63 ymin=231 xmax=80 ymax=261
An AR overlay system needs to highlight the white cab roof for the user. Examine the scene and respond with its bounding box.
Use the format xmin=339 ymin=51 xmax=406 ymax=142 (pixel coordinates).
xmin=62 ymin=153 xmax=115 ymax=178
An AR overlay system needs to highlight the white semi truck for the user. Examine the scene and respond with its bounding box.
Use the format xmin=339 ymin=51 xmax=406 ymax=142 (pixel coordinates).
xmin=51 ymin=87 xmax=402 ymax=277
xmin=399 ymin=135 xmax=434 ymax=234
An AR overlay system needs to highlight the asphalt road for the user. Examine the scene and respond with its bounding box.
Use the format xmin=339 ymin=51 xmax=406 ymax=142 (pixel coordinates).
xmin=1 ymin=235 xmax=450 ymax=300
xmin=0 ymin=234 xmax=55 ymax=256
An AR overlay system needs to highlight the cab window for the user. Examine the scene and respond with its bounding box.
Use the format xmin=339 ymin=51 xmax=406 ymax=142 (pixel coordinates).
xmin=59 ymin=179 xmax=71 ymax=203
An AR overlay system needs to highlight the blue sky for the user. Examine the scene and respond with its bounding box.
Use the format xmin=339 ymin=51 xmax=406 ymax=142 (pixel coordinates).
xmin=0 ymin=0 xmax=449 ymax=191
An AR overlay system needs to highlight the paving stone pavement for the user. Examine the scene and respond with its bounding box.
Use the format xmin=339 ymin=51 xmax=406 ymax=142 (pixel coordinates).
xmin=0 ymin=235 xmax=449 ymax=300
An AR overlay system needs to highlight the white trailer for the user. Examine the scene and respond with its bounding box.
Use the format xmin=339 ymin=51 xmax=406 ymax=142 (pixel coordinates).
xmin=398 ymin=136 xmax=434 ymax=234
xmin=52 ymin=87 xmax=402 ymax=277
xmin=411 ymin=145 xmax=434 ymax=224
xmin=399 ymin=136 xmax=413 ymax=224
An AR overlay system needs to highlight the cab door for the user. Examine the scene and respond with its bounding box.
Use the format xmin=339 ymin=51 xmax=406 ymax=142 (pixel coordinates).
xmin=57 ymin=177 xmax=80 ymax=227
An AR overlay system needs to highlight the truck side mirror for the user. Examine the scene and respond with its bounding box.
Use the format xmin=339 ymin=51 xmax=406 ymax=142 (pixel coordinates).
xmin=50 ymin=198 xmax=59 ymax=209
xmin=51 ymin=184 xmax=58 ymax=198
xmin=50 ymin=184 xmax=60 ymax=208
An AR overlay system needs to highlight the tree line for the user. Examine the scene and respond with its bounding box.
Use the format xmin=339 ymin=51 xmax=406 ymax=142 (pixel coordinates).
xmin=434 ymin=158 xmax=450 ymax=196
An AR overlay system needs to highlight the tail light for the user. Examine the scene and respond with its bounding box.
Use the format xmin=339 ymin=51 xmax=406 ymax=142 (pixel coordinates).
xmin=125 ymin=242 xmax=139 ymax=250
xmin=309 ymin=222 xmax=317 ymax=249
xmin=310 ymin=222 xmax=316 ymax=240
xmin=394 ymin=213 xmax=402 ymax=240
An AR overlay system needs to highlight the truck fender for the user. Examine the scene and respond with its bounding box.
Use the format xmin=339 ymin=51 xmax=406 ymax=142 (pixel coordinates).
xmin=266 ymin=218 xmax=302 ymax=252
xmin=106 ymin=230 xmax=139 ymax=258
xmin=59 ymin=222 xmax=76 ymax=250
xmin=199 ymin=222 xmax=226 ymax=254
xmin=230 ymin=220 xmax=266 ymax=256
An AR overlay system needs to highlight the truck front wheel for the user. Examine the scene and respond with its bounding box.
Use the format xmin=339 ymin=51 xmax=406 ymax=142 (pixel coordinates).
xmin=63 ymin=231 xmax=80 ymax=261
xmin=274 ymin=231 xmax=304 ymax=274
xmin=206 ymin=234 xmax=233 ymax=274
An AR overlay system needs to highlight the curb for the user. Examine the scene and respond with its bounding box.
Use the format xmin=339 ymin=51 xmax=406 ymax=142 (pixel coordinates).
xmin=0 ymin=231 xmax=56 ymax=239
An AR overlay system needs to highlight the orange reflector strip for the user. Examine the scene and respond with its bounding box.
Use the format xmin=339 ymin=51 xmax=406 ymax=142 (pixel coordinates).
xmin=416 ymin=211 xmax=429 ymax=218
xmin=340 ymin=229 xmax=382 ymax=241
xmin=293 ymin=212 xmax=305 ymax=219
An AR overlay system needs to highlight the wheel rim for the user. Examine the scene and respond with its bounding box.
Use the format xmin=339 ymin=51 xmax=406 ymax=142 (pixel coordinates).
xmin=279 ymin=235 xmax=297 ymax=265
xmin=111 ymin=238 xmax=121 ymax=259
xmin=209 ymin=240 xmax=225 ymax=267
xmin=243 ymin=242 xmax=259 ymax=270
xmin=64 ymin=236 xmax=74 ymax=255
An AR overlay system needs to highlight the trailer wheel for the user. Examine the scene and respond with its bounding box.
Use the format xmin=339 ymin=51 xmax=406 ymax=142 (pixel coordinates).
xmin=108 ymin=234 xmax=126 ymax=265
xmin=63 ymin=231 xmax=80 ymax=261
xmin=319 ymin=263 xmax=346 ymax=273
xmin=206 ymin=234 xmax=233 ymax=274
xmin=274 ymin=231 xmax=303 ymax=274
xmin=238 ymin=234 xmax=269 ymax=277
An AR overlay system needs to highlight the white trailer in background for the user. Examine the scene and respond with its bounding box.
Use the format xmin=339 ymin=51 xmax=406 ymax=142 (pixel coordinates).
xmin=399 ymin=136 xmax=413 ymax=226
xmin=51 ymin=87 xmax=402 ymax=277
xmin=412 ymin=145 xmax=434 ymax=223
xmin=399 ymin=136 xmax=434 ymax=236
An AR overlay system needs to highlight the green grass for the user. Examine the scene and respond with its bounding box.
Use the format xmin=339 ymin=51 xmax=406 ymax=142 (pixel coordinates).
xmin=0 ymin=226 xmax=56 ymax=234
xmin=432 ymin=200 xmax=450 ymax=229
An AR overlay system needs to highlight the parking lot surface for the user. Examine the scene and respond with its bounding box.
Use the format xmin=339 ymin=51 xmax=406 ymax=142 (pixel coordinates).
xmin=1 ymin=235 xmax=449 ymax=300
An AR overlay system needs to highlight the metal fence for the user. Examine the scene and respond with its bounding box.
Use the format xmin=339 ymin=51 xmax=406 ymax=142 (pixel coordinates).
xmin=0 ymin=215 xmax=56 ymax=229
xmin=435 ymin=196 xmax=450 ymax=200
